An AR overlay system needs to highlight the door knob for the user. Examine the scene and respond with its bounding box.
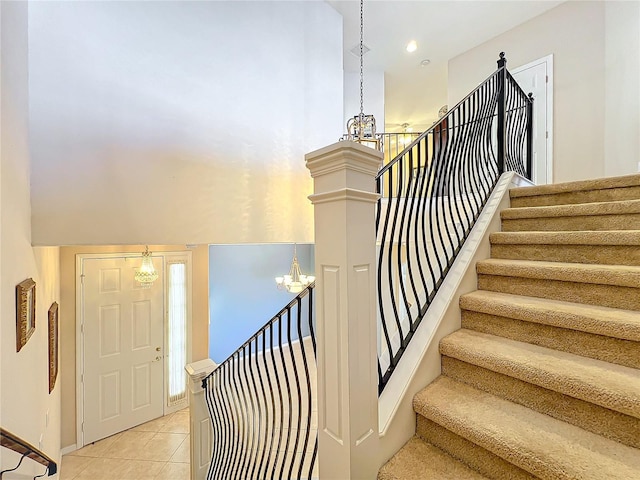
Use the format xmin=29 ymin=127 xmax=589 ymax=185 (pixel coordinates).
xmin=154 ymin=356 xmax=162 ymax=362
xmin=155 ymin=347 xmax=161 ymax=352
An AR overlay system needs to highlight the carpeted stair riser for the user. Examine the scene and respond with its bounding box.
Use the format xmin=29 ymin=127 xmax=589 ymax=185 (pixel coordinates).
xmin=415 ymin=416 xmax=537 ymax=480
xmin=461 ymin=310 xmax=640 ymax=369
xmin=414 ymin=377 xmax=640 ymax=479
xmin=459 ymin=291 xmax=640 ymax=343
xmin=510 ymin=186 xmax=640 ymax=208
xmin=491 ymin=243 xmax=640 ymax=266
xmin=501 ymin=198 xmax=640 ymax=231
xmin=378 ymin=437 xmax=490 ymax=480
xmin=477 ymin=274 xmax=640 ymax=311
xmin=509 ymin=173 xmax=640 ymax=208
xmin=501 ymin=212 xmax=640 ymax=232
xmin=441 ymin=356 xmax=640 ymax=449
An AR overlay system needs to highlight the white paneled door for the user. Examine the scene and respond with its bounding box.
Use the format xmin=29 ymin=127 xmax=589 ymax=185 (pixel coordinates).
xmin=511 ymin=55 xmax=553 ymax=185
xmin=82 ymin=256 xmax=164 ymax=444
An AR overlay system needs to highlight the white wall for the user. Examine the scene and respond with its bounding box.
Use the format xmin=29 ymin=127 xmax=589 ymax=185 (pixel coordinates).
xmin=344 ymin=70 xmax=385 ymax=134
xmin=605 ymin=1 xmax=640 ymax=177
xmin=1 ymin=1 xmax=61 ymax=475
xmin=28 ymin=1 xmax=343 ymax=246
xmin=448 ymin=1 xmax=608 ymax=183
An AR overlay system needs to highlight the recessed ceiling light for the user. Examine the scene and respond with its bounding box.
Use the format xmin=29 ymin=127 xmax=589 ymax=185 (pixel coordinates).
xmin=420 ymin=59 xmax=431 ymax=67
xmin=406 ymin=40 xmax=417 ymax=53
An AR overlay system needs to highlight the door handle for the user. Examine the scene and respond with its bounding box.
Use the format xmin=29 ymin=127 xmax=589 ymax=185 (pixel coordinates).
xmin=153 ymin=356 xmax=162 ymax=362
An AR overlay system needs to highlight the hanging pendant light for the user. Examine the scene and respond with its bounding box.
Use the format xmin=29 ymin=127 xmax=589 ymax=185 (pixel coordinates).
xmin=275 ymin=244 xmax=315 ymax=294
xmin=135 ymin=246 xmax=159 ymax=288
xmin=341 ymin=0 xmax=380 ymax=151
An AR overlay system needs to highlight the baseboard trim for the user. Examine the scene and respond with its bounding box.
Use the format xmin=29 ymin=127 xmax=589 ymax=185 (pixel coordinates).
xmin=61 ymin=444 xmax=77 ymax=456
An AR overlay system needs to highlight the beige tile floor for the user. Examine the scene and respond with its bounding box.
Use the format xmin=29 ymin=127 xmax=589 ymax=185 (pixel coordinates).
xmin=61 ymin=408 xmax=190 ymax=480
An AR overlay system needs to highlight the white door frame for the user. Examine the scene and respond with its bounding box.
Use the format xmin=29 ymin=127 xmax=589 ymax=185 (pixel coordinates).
xmin=75 ymin=251 xmax=193 ymax=449
xmin=512 ymin=54 xmax=554 ymax=184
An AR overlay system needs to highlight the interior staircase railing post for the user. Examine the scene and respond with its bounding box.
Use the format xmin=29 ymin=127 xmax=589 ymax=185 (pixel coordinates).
xmin=306 ymin=140 xmax=383 ymax=479
xmin=185 ymin=359 xmax=217 ymax=480
xmin=497 ymin=52 xmax=507 ymax=175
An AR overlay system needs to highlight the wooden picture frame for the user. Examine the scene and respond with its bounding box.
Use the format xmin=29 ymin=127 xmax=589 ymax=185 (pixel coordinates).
xmin=16 ymin=278 xmax=36 ymax=352
xmin=48 ymin=302 xmax=59 ymax=393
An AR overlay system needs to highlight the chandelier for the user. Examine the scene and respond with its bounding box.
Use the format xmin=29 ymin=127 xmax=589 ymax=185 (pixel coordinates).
xmin=341 ymin=0 xmax=381 ymax=151
xmin=134 ymin=246 xmax=159 ymax=288
xmin=275 ymin=245 xmax=315 ymax=294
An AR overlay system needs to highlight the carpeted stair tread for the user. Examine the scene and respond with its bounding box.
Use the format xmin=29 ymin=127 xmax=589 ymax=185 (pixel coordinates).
xmin=501 ymin=198 xmax=640 ymax=220
xmin=476 ymin=258 xmax=640 ymax=288
xmin=439 ymin=329 xmax=640 ymax=418
xmin=413 ymin=377 xmax=640 ymax=480
xmin=459 ymin=291 xmax=640 ymax=342
xmin=377 ymin=437 xmax=489 ymax=480
xmin=490 ymin=230 xmax=640 ymax=246
xmin=512 ymin=173 xmax=640 ymax=195
xmin=510 ymin=173 xmax=640 ymax=198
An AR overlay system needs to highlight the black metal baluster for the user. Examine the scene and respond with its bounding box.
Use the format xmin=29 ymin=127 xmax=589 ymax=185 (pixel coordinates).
xmin=236 ymin=346 xmax=253 ymax=479
xmin=261 ymin=328 xmax=277 ymax=479
xmin=277 ymin=311 xmax=294 ymax=480
xmin=268 ymin=320 xmax=285 ymax=479
xmin=387 ymin=157 xmax=406 ymax=359
xmin=411 ymin=138 xmax=430 ymax=316
xmin=246 ymin=341 xmax=261 ymax=480
xmin=220 ymin=361 xmax=238 ymax=478
xmin=207 ymin=372 xmax=224 ymax=479
xmin=253 ymin=332 xmax=270 ymax=480
xmin=396 ymin=149 xmax=416 ymax=341
xmin=376 ymin=168 xmax=395 ymax=383
xmin=286 ymin=301 xmax=304 ymax=480
xmin=306 ymin=286 xmax=318 ymax=478
xmin=296 ymin=295 xmax=313 ymax=479
xmin=229 ymin=352 xmax=246 ymax=479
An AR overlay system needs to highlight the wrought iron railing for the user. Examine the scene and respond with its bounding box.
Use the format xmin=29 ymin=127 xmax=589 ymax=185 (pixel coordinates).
xmin=376 ymin=52 xmax=533 ymax=392
xmin=202 ymin=285 xmax=317 ymax=480
xmin=380 ymin=132 xmax=423 ymax=166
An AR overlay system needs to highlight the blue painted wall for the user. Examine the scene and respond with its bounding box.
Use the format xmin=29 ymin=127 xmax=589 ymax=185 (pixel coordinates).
xmin=209 ymin=243 xmax=315 ymax=363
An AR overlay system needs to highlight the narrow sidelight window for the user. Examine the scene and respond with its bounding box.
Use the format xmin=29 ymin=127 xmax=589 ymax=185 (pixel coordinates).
xmin=167 ymin=261 xmax=188 ymax=406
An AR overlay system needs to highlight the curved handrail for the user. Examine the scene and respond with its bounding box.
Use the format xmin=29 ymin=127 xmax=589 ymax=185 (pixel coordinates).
xmin=202 ymin=283 xmax=315 ymax=385
xmin=1 ymin=427 xmax=57 ymax=476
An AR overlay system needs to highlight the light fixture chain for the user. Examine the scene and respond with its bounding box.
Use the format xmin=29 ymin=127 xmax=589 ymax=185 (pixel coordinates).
xmin=359 ymin=0 xmax=364 ymax=121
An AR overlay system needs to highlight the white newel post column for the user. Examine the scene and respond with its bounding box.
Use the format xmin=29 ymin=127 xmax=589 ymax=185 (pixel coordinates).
xmin=185 ymin=359 xmax=217 ymax=480
xmin=306 ymin=141 xmax=383 ymax=480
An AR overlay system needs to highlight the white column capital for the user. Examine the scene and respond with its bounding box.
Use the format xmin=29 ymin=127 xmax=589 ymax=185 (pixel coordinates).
xmin=306 ymin=140 xmax=383 ymax=178
xmin=185 ymin=358 xmax=217 ymax=394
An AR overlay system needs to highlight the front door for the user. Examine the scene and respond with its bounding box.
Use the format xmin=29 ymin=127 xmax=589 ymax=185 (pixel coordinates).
xmin=81 ymin=256 xmax=164 ymax=444
xmin=512 ymin=56 xmax=552 ymax=185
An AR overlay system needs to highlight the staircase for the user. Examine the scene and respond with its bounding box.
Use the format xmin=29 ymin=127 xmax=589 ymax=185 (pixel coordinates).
xmin=378 ymin=174 xmax=640 ymax=479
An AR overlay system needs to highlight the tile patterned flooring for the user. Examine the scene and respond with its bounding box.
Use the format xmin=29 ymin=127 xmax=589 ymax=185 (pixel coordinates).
xmin=60 ymin=409 xmax=190 ymax=480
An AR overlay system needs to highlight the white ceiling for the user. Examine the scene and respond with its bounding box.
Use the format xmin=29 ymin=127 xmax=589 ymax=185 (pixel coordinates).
xmin=328 ymin=0 xmax=564 ymax=131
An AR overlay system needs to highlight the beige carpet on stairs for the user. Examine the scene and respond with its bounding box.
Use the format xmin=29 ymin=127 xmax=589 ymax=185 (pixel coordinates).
xmin=378 ymin=173 xmax=640 ymax=480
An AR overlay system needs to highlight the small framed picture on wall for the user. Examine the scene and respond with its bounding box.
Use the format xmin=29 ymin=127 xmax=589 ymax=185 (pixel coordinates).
xmin=48 ymin=302 xmax=59 ymax=393
xmin=16 ymin=278 xmax=36 ymax=352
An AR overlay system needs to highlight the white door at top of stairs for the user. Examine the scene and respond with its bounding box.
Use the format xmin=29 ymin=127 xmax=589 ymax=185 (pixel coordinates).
xmin=511 ymin=54 xmax=554 ymax=185
xmin=80 ymin=255 xmax=165 ymax=445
